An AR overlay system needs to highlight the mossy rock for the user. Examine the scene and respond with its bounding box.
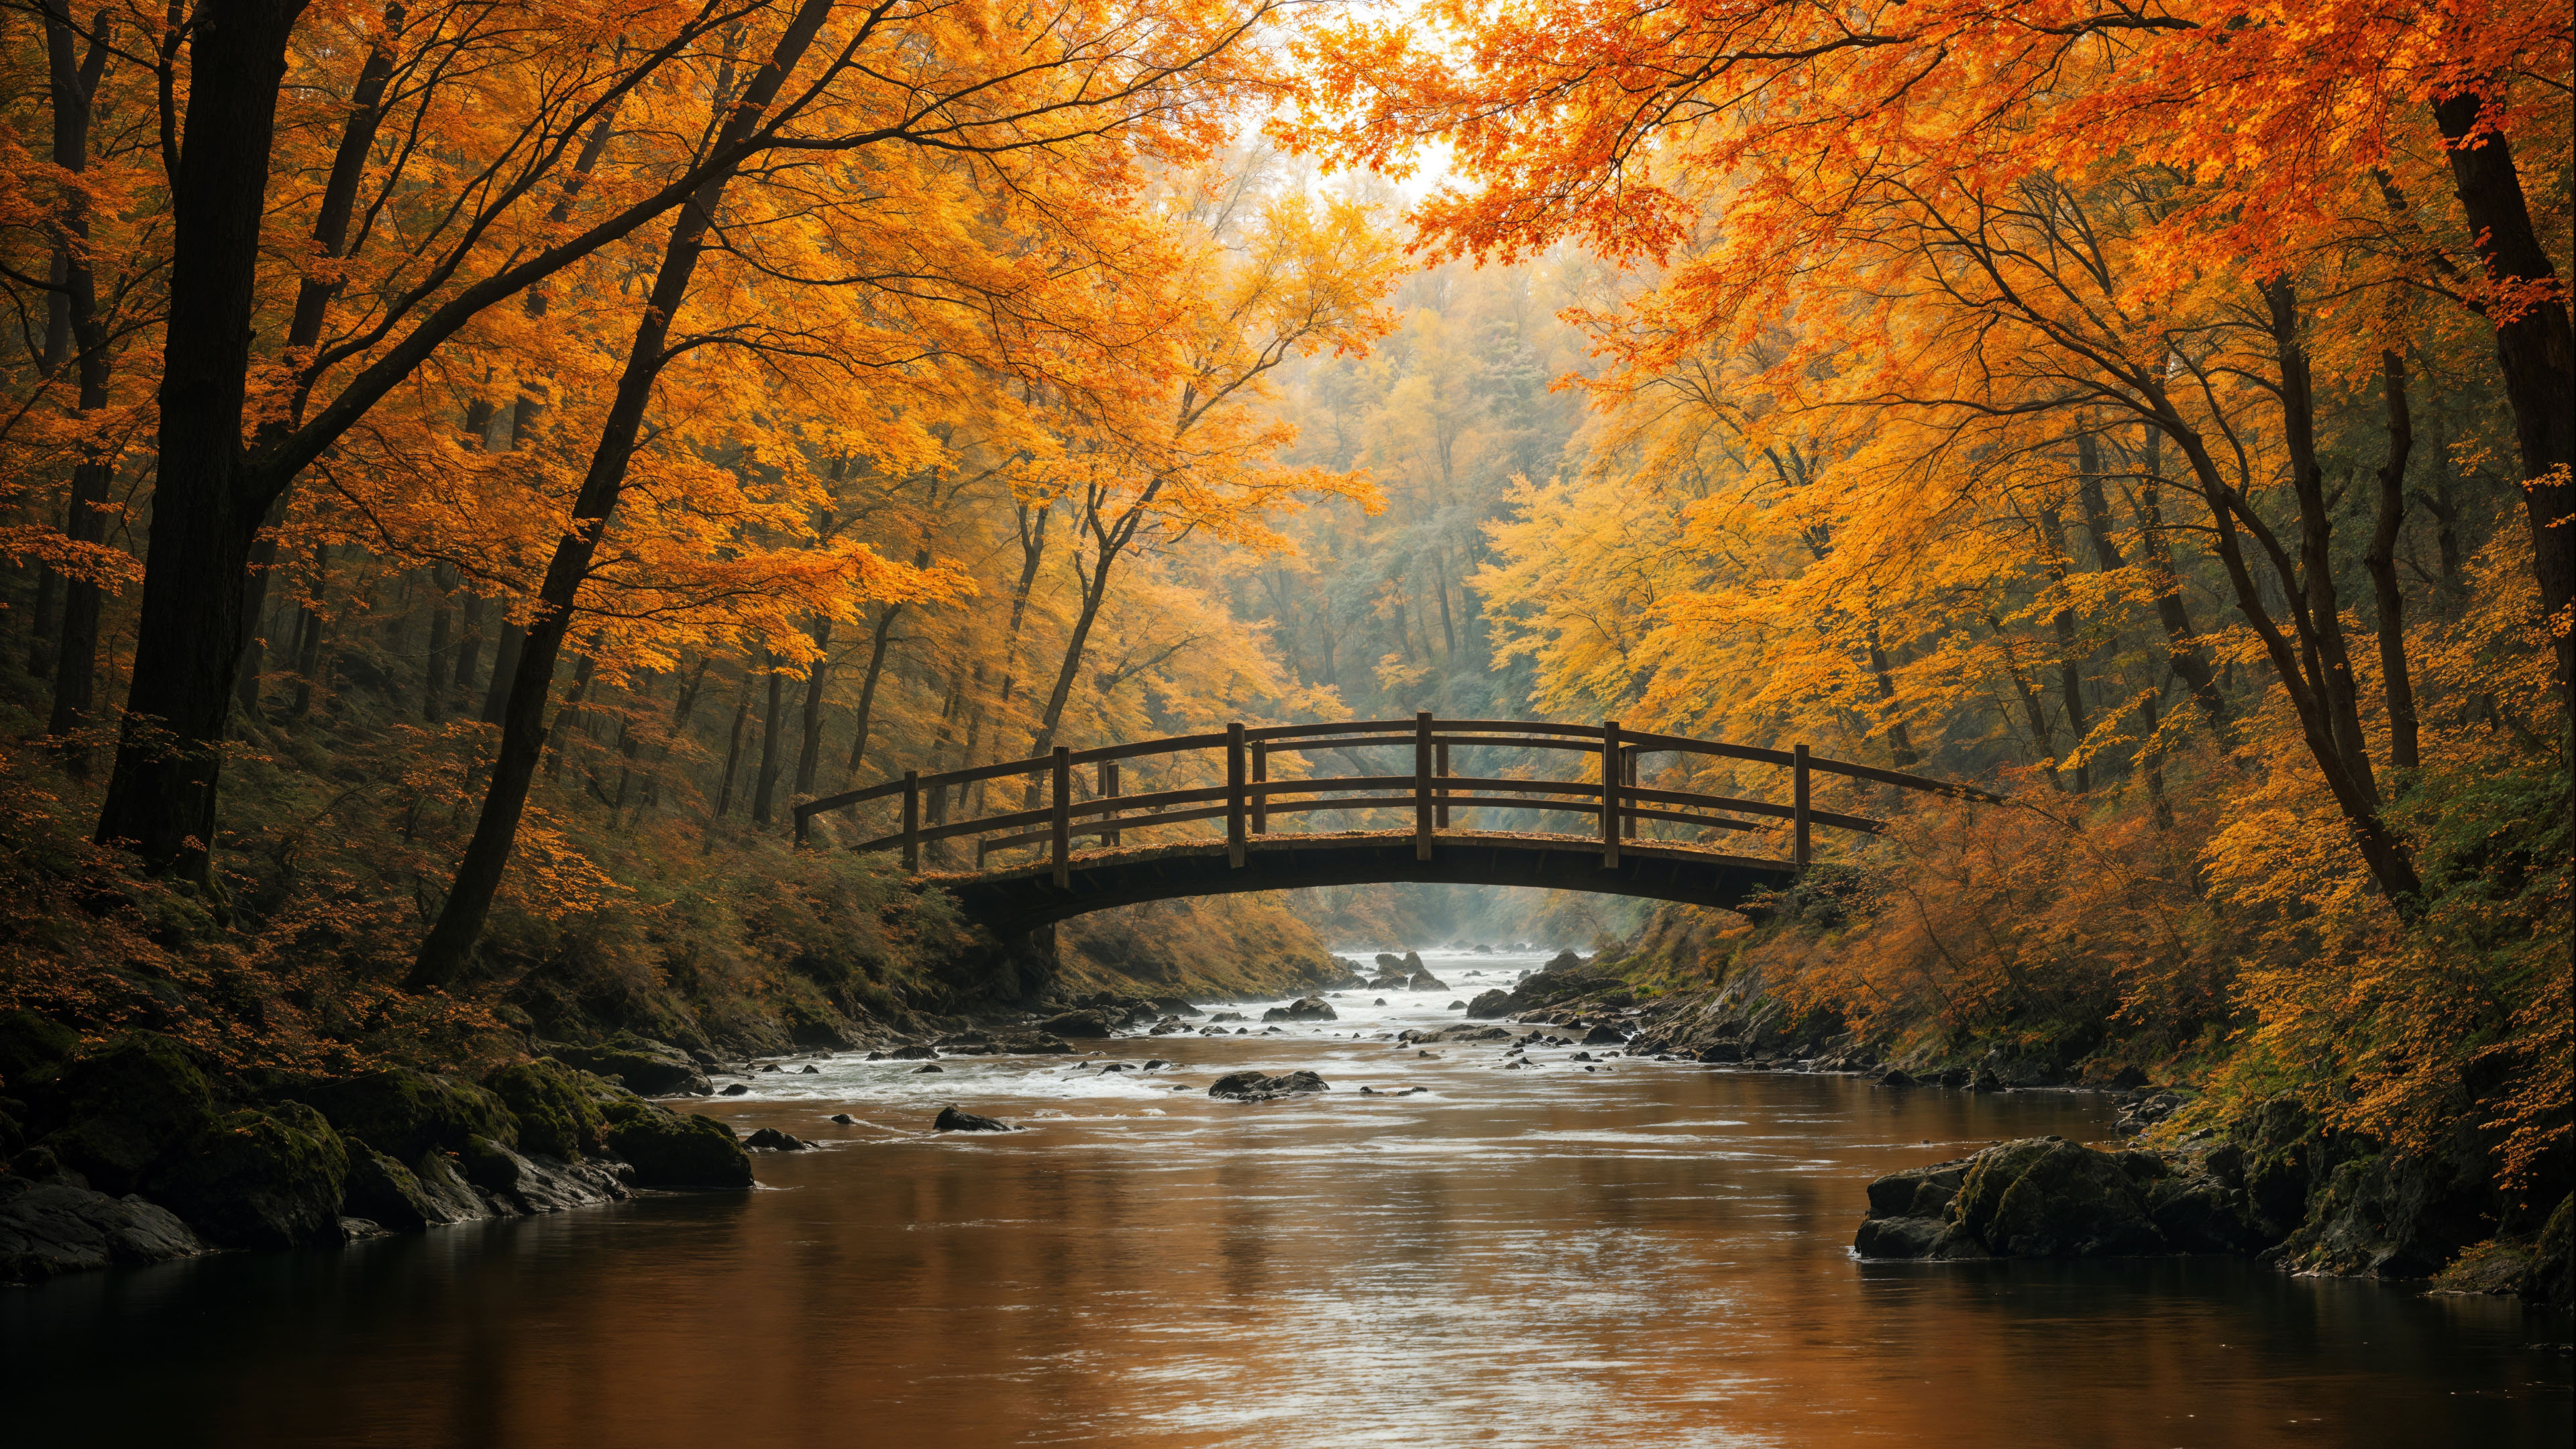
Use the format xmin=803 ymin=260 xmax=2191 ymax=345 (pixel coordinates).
xmin=341 ymin=1147 xmax=443 ymax=1232
xmin=484 ymin=1059 xmax=606 ymax=1160
xmin=36 ymin=1033 xmax=221 ymax=1195
xmin=301 ymin=1067 xmax=517 ymax=1163
xmin=548 ymin=1036 xmax=711 ymax=1097
xmin=150 ymin=1102 xmax=350 ymax=1250
xmin=0 ymin=1009 xmax=80 ymax=1085
xmin=1951 ymin=1137 xmax=2165 ymax=1258
xmin=599 ymin=1100 xmax=751 ymax=1188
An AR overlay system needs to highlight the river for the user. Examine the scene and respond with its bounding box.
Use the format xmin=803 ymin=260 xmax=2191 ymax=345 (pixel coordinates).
xmin=5 ymin=949 xmax=2567 ymax=1446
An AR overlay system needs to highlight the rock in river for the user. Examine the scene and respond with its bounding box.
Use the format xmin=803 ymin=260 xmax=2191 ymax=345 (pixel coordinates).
xmin=743 ymin=1128 xmax=810 ymax=1151
xmin=1851 ymin=1136 xmax=2269 ymax=1261
xmin=1261 ymin=996 xmax=1338 ymax=1023
xmin=1464 ymin=989 xmax=1515 ymax=1020
xmin=1041 ymin=1011 xmax=1116 ymax=1039
xmin=1208 ymin=1070 xmax=1329 ymax=1102
xmin=1 ymin=1167 xmax=207 ymax=1283
xmin=933 ymin=1107 xmax=1014 ymax=1133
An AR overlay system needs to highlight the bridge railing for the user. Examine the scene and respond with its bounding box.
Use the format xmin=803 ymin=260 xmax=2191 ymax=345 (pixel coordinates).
xmin=790 ymin=714 xmax=1999 ymax=887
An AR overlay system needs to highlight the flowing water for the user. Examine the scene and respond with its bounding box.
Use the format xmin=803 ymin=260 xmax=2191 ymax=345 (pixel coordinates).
xmin=5 ymin=948 xmax=2567 ymax=1447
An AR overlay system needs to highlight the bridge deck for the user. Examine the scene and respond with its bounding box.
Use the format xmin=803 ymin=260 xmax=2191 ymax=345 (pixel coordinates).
xmin=930 ymin=828 xmax=1798 ymax=934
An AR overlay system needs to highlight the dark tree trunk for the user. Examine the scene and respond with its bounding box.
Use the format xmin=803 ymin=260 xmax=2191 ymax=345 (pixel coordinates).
xmin=751 ymin=652 xmax=785 ymax=825
xmin=479 ymin=621 xmax=525 ymax=724
xmin=2128 ymin=440 xmax=2233 ymax=738
xmin=714 ymin=674 xmax=755 ymax=819
xmin=2432 ymin=91 xmax=2576 ymax=711
xmin=38 ymin=0 xmax=117 ymax=771
xmin=2365 ymin=350 xmax=2421 ymax=772
xmin=843 ymin=606 xmax=899 ymax=785
xmin=422 ymin=564 xmax=456 ymax=720
xmin=2265 ymin=279 xmax=2377 ymax=807
xmin=793 ymin=620 xmax=832 ymax=796
xmin=95 ymin=0 xmax=331 ymax=878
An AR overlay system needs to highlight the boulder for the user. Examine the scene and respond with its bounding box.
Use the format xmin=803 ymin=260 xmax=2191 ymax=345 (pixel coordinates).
xmin=455 ymin=1134 xmax=630 ymax=1214
xmin=1209 ymin=1012 xmax=1247 ymax=1024
xmin=720 ymin=1083 xmax=751 ymax=1096
xmin=1401 ymin=951 xmax=1425 ymax=972
xmin=340 ymin=1148 xmax=427 ymax=1231
xmin=1208 ymin=1070 xmax=1329 ymax=1101
xmin=1864 ymin=1160 xmax=1970 ymax=1219
xmin=1877 ymin=1069 xmax=1918 ymax=1087
xmin=888 ymin=1045 xmax=940 ymax=1061
xmin=913 ymin=1065 xmax=944 ymax=1073
xmin=547 ymin=1036 xmax=712 ymax=1097
xmin=599 ymin=1101 xmax=753 ymax=1188
xmin=1149 ymin=997 xmax=1203 ymax=1018
xmin=932 ymin=1107 xmax=1014 ymax=1133
xmin=2273 ymin=1148 xmax=2498 ymax=1279
xmin=1041 ymin=1011 xmax=1116 ymax=1039
xmin=411 ymin=1149 xmax=488 ymax=1222
xmin=1373 ymin=953 xmax=1404 ymax=971
xmin=1695 ymin=1042 xmax=1746 ymax=1063
xmin=484 ymin=1059 xmax=608 ymax=1160
xmin=301 ymin=1065 xmax=518 ymax=1163
xmin=1464 ymin=989 xmax=1515 ymax=1020
xmin=1260 ymin=996 xmax=1338 ymax=1023
xmin=1409 ymin=971 xmax=1450 ymax=991
xmin=1580 ymin=1024 xmax=1625 ymax=1046
xmin=151 ymin=1102 xmax=351 ymax=1250
xmin=0 ymin=1173 xmax=207 ymax=1283
xmin=995 ymin=1033 xmax=1076 ymax=1055
xmin=1853 ymin=1214 xmax=1949 ymax=1259
xmin=1949 ymin=1137 xmax=2166 ymax=1257
xmin=1448 ymin=1001 xmax=1467 ymax=1010
xmin=32 ymin=1032 xmax=221 ymax=1196
xmin=742 ymin=1128 xmax=810 ymax=1151
xmin=829 ymin=1114 xmax=857 ymax=1124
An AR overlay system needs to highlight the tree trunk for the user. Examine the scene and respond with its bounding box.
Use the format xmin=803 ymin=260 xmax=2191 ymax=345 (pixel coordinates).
xmin=290 ymin=544 xmax=329 ymax=718
xmin=2035 ymin=502 xmax=2091 ymax=792
xmin=2127 ymin=435 xmax=2234 ymax=739
xmin=751 ymin=651 xmax=786 ymax=825
xmin=409 ymin=0 xmax=837 ymax=987
xmin=843 ymin=606 xmax=899 ymax=785
xmin=451 ymin=590 xmax=486 ymax=707
xmin=2265 ymin=278 xmax=2379 ymax=807
xmin=479 ymin=621 xmax=525 ymax=724
xmin=714 ymin=673 xmax=755 ymax=819
xmin=95 ymin=0 xmax=344 ymax=879
xmin=38 ymin=0 xmax=117 ymax=773
xmin=423 ymin=564 xmax=457 ymax=720
xmin=2432 ymin=91 xmax=2576 ymax=710
xmin=2365 ymin=350 xmax=2421 ymax=772
xmin=793 ymin=619 xmax=832 ymax=796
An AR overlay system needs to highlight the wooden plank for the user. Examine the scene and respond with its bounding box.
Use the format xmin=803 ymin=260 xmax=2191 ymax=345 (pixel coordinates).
xmin=1251 ymin=741 xmax=1267 ymax=834
xmin=1435 ymin=739 xmax=1449 ymax=828
xmin=1100 ymin=760 xmax=1120 ymax=847
xmin=1794 ymin=743 xmax=1811 ymax=869
xmin=901 ymin=771 xmax=919 ymax=871
xmin=1226 ymin=722 xmax=1247 ymax=867
xmin=1051 ymin=747 xmax=1071 ymax=887
xmin=1601 ymin=720 xmax=1621 ymax=869
xmin=1623 ymin=747 xmax=1638 ymax=841
xmin=1413 ymin=712 xmax=1434 ymax=861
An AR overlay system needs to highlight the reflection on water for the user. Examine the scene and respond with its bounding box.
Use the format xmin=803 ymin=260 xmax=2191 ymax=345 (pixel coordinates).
xmin=5 ymin=951 xmax=2567 ymax=1447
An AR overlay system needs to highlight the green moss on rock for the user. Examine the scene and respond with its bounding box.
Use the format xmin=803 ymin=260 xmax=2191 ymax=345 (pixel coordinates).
xmin=1951 ymin=1137 xmax=2165 ymax=1258
xmin=484 ymin=1059 xmax=606 ymax=1160
xmin=599 ymin=1099 xmax=751 ymax=1188
xmin=36 ymin=1033 xmax=221 ymax=1195
xmin=151 ymin=1102 xmax=350 ymax=1250
xmin=301 ymin=1067 xmax=517 ymax=1162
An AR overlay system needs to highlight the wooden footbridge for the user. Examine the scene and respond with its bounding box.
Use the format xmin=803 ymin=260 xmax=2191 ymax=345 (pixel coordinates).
xmin=790 ymin=716 xmax=1997 ymax=935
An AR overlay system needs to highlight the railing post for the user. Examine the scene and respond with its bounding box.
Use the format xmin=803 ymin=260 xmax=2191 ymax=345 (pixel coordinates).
xmin=1793 ymin=743 xmax=1811 ymax=870
xmin=1600 ymin=720 xmax=1621 ymax=869
xmin=1413 ymin=712 xmax=1434 ymax=860
xmin=1623 ymin=747 xmax=1638 ymax=840
xmin=1434 ymin=737 xmax=1450 ymax=828
xmin=1250 ymin=740 xmax=1267 ymax=834
xmin=1099 ymin=759 xmax=1120 ymax=847
xmin=900 ymin=770 xmax=920 ymax=873
xmin=1051 ymin=746 xmax=1071 ymax=887
xmin=1226 ymin=722 xmax=1248 ymax=868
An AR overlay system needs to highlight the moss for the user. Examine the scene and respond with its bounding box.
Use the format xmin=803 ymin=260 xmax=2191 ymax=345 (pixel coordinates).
xmin=151 ymin=1102 xmax=350 ymax=1250
xmin=1952 ymin=1137 xmax=2165 ymax=1258
xmin=34 ymin=1032 xmax=221 ymax=1195
xmin=484 ymin=1059 xmax=606 ymax=1160
xmin=301 ymin=1066 xmax=517 ymax=1162
xmin=598 ymin=1099 xmax=751 ymax=1188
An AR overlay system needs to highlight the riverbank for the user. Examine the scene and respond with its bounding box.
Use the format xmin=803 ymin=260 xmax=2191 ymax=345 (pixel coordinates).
xmin=1464 ymin=922 xmax=2575 ymax=1309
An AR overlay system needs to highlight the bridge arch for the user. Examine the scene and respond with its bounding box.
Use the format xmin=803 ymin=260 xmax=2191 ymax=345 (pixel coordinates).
xmin=791 ymin=715 xmax=1996 ymax=934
